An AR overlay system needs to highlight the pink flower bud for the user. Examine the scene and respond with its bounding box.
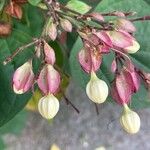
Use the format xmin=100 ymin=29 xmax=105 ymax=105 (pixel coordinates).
xmin=35 ymin=43 xmax=41 ymax=58
xmin=111 ymin=59 xmax=117 ymax=73
xmin=111 ymin=71 xmax=132 ymax=105
xmin=13 ymin=60 xmax=34 ymax=94
xmin=112 ymin=11 xmax=125 ymax=17
xmin=115 ymin=18 xmax=136 ymax=33
xmin=43 ymin=41 xmax=56 ymax=65
xmin=78 ymin=44 xmax=102 ymax=73
xmin=107 ymin=30 xmax=133 ymax=49
xmin=48 ymin=22 xmax=57 ymax=41
xmin=89 ymin=12 xmax=104 ymax=22
xmin=94 ymin=31 xmax=112 ymax=47
xmin=60 ymin=19 xmax=72 ymax=32
xmin=37 ymin=64 xmax=60 ymax=94
xmin=123 ymin=67 xmax=140 ymax=93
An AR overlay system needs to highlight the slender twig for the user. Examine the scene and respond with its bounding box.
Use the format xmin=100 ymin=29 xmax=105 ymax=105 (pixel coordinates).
xmin=94 ymin=103 xmax=99 ymax=115
xmin=63 ymin=94 xmax=80 ymax=114
xmin=44 ymin=0 xmax=58 ymax=23
xmin=3 ymin=39 xmax=40 ymax=65
xmin=130 ymin=16 xmax=150 ymax=22
xmin=102 ymin=11 xmax=136 ymax=17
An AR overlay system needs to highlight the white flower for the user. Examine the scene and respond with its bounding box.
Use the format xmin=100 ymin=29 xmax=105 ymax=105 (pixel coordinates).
xmin=38 ymin=94 xmax=59 ymax=119
xmin=120 ymin=104 xmax=140 ymax=134
xmin=86 ymin=72 xmax=109 ymax=104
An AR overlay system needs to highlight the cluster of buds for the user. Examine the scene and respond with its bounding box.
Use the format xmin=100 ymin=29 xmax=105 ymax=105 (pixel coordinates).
xmin=77 ymin=12 xmax=147 ymax=134
xmin=3 ymin=0 xmax=150 ymax=134
xmin=13 ymin=40 xmax=61 ymax=119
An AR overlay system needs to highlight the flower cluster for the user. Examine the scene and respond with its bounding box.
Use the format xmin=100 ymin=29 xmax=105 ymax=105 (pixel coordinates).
xmin=3 ymin=0 xmax=150 ymax=134
xmin=13 ymin=40 xmax=61 ymax=119
xmin=77 ymin=15 xmax=145 ymax=134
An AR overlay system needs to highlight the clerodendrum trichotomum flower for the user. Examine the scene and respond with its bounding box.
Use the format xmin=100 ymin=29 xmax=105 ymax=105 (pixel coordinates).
xmin=13 ymin=60 xmax=34 ymax=94
xmin=37 ymin=63 xmax=61 ymax=119
xmin=86 ymin=71 xmax=108 ymax=104
xmin=3 ymin=0 xmax=150 ymax=134
xmin=38 ymin=94 xmax=59 ymax=119
xmin=120 ymin=104 xmax=140 ymax=134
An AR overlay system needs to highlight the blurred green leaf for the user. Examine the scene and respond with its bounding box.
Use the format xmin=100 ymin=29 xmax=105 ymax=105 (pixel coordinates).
xmin=0 ymin=4 xmax=44 ymax=127
xmin=70 ymin=0 xmax=150 ymax=109
xmin=66 ymin=0 xmax=91 ymax=14
xmin=0 ymin=0 xmax=5 ymax=11
xmin=0 ymin=110 xmax=27 ymax=135
xmin=28 ymin=0 xmax=42 ymax=6
xmin=0 ymin=138 xmax=5 ymax=150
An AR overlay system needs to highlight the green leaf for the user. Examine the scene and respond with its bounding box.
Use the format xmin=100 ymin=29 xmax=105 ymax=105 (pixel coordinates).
xmin=69 ymin=0 xmax=150 ymax=109
xmin=28 ymin=0 xmax=42 ymax=6
xmin=0 ymin=110 xmax=27 ymax=135
xmin=0 ymin=0 xmax=5 ymax=11
xmin=0 ymin=4 xmax=44 ymax=127
xmin=66 ymin=0 xmax=91 ymax=14
xmin=0 ymin=138 xmax=5 ymax=150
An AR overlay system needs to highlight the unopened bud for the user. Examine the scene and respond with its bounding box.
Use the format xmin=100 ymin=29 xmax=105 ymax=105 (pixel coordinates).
xmin=107 ymin=30 xmax=133 ymax=49
xmin=43 ymin=41 xmax=56 ymax=65
xmin=38 ymin=94 xmax=59 ymax=119
xmin=78 ymin=45 xmax=102 ymax=73
xmin=13 ymin=60 xmax=34 ymax=94
xmin=37 ymin=64 xmax=60 ymax=94
xmin=114 ymin=18 xmax=136 ymax=33
xmin=5 ymin=2 xmax=23 ymax=19
xmin=60 ymin=19 xmax=72 ymax=32
xmin=125 ymin=40 xmax=140 ymax=54
xmin=111 ymin=70 xmax=132 ymax=105
xmin=86 ymin=72 xmax=108 ymax=103
xmin=0 ymin=22 xmax=11 ymax=37
xmin=120 ymin=104 xmax=140 ymax=134
xmin=45 ymin=19 xmax=57 ymax=41
xmin=89 ymin=12 xmax=104 ymax=22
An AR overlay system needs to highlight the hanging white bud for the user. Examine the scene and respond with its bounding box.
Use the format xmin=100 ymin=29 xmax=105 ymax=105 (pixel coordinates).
xmin=86 ymin=71 xmax=109 ymax=104
xmin=125 ymin=40 xmax=140 ymax=54
xmin=120 ymin=104 xmax=140 ymax=134
xmin=38 ymin=94 xmax=59 ymax=119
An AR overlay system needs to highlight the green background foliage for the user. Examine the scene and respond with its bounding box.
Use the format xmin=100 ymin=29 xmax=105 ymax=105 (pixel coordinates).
xmin=0 ymin=0 xmax=150 ymax=127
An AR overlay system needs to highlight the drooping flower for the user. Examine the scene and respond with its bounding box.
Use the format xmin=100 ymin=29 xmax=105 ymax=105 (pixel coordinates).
xmin=37 ymin=64 xmax=60 ymax=94
xmin=86 ymin=71 xmax=109 ymax=103
xmin=123 ymin=66 xmax=140 ymax=93
xmin=38 ymin=94 xmax=59 ymax=119
xmin=13 ymin=60 xmax=34 ymax=94
xmin=78 ymin=42 xmax=102 ymax=73
xmin=111 ymin=70 xmax=132 ymax=105
xmin=120 ymin=104 xmax=140 ymax=134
